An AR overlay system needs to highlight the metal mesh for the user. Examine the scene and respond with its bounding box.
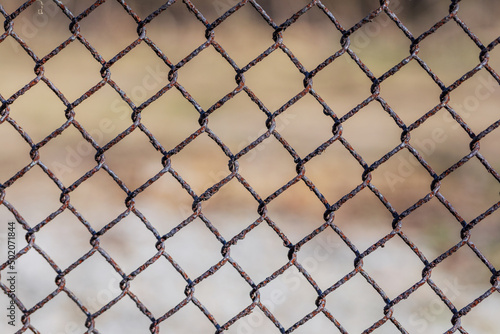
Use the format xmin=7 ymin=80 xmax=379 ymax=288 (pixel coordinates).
xmin=0 ymin=0 xmax=499 ymax=333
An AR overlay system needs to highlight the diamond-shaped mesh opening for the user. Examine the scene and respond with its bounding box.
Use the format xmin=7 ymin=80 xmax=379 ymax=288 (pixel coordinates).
xmin=140 ymin=87 xmax=200 ymax=151
xmin=169 ymin=132 xmax=229 ymax=194
xmin=392 ymin=281 xmax=454 ymax=333
xmin=1 ymin=1 xmax=26 ymax=13
xmin=4 ymin=165 xmax=62 ymax=224
xmin=128 ymin=256 xmax=186 ymax=317
xmin=14 ymin=249 xmax=56 ymax=309
xmin=401 ymin=197 xmax=462 ymax=260
xmin=62 ymin=0 xmax=96 ymax=16
xmin=304 ymin=140 xmax=364 ymax=203
xmin=73 ymin=84 xmax=133 ymax=146
xmin=7 ymin=82 xmax=67 ymax=143
xmin=104 ymin=129 xmax=164 ymax=190
xmin=332 ymin=187 xmax=394 ymax=252
xmin=341 ymin=101 xmax=402 ymax=166
xmin=93 ymin=295 xmax=153 ymax=333
xmin=0 ymin=36 xmax=35 ymax=98
xmin=12 ymin=2 xmax=71 ymax=57
xmin=133 ymin=173 xmax=194 ymax=235
xmin=33 ymin=210 xmax=91 ymax=270
xmin=176 ymin=45 xmax=237 ymax=110
xmin=64 ymin=252 xmax=123 ymax=313
xmin=372 ymin=321 xmax=407 ymax=333
xmin=468 ymin=210 xmax=500 ymax=269
xmin=99 ymin=214 xmax=159 ymax=274
xmin=295 ymin=228 xmax=354 ymax=291
xmin=282 ymin=6 xmax=343 ymax=70
xmin=259 ymin=265 xmax=319 ymax=329
xmin=371 ymin=149 xmax=434 ymax=212
xmin=188 ymin=0 xmax=237 ymax=22
xmin=0 ymin=122 xmax=32 ymax=182
xmin=207 ymin=92 xmax=268 ymax=153
xmin=362 ymin=236 xmax=424 ymax=299
xmin=108 ymin=42 xmax=171 ymax=106
xmin=146 ymin=1 xmax=207 ymax=65
xmin=125 ymin=1 xmax=176 ymax=21
xmin=78 ymin=0 xmax=138 ymax=60
xmin=430 ymin=245 xmax=493 ymax=310
xmin=461 ymin=291 xmax=500 ymax=333
xmin=38 ymin=125 xmax=97 ymax=185
xmin=274 ymin=94 xmax=334 ymax=158
xmin=257 ymin=0 xmax=311 ymax=24
xmin=163 ymin=218 xmax=222 ymax=279
xmin=244 ymin=49 xmax=305 ymax=112
xmin=395 ymin=0 xmax=450 ymax=37
xmin=266 ymin=180 xmax=325 ymax=244
xmin=158 ymin=301 xmax=215 ymax=333
xmin=313 ymin=53 xmax=373 ymax=117
xmin=202 ymin=178 xmax=259 ymax=239
xmin=237 ymin=136 xmax=297 ymax=198
xmin=42 ymin=40 xmax=102 ymax=102
xmin=439 ymin=157 xmax=500 ymax=222
xmin=409 ymin=108 xmax=471 ymax=174
xmin=457 ymin=0 xmax=500 ymax=43
xmin=28 ymin=293 xmax=87 ymax=334
xmin=224 ymin=306 xmax=283 ymax=334
xmin=195 ymin=263 xmax=251 ymax=324
xmin=349 ymin=12 xmax=411 ymax=77
xmin=418 ymin=19 xmax=482 ymax=86
xmin=68 ymin=169 xmax=127 ymax=231
xmin=213 ymin=3 xmax=275 ymax=68
xmin=380 ymin=60 xmax=442 ymax=125
xmin=291 ymin=312 xmax=342 ymax=333
xmin=448 ymin=68 xmax=500 ymax=133
xmin=328 ymin=2 xmax=380 ymax=30
xmin=229 ymin=222 xmax=288 ymax=283
xmin=325 ymin=273 xmax=386 ymax=333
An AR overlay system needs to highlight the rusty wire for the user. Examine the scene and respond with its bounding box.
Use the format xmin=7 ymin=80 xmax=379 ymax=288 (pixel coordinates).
xmin=0 ymin=0 xmax=499 ymax=333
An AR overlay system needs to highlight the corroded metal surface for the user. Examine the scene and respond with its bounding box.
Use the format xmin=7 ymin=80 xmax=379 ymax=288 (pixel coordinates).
xmin=0 ymin=0 xmax=499 ymax=333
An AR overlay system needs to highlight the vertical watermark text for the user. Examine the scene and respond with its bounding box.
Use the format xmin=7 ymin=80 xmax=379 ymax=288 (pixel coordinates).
xmin=37 ymin=0 xmax=44 ymax=15
xmin=5 ymin=221 xmax=17 ymax=327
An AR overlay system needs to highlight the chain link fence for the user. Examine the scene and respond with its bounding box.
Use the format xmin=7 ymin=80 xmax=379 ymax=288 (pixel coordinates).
xmin=0 ymin=0 xmax=499 ymax=333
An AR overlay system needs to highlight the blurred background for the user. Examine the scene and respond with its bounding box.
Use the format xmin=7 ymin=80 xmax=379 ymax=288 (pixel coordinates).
xmin=0 ymin=0 xmax=499 ymax=333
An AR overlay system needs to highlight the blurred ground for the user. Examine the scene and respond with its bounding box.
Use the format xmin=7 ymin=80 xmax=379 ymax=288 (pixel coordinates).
xmin=0 ymin=0 xmax=499 ymax=333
